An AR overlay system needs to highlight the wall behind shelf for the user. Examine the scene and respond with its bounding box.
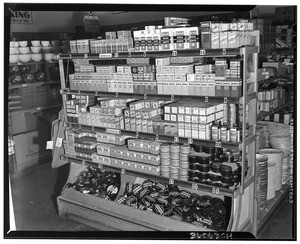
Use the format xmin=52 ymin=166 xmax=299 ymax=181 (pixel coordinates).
xmin=10 ymin=6 xmax=289 ymax=33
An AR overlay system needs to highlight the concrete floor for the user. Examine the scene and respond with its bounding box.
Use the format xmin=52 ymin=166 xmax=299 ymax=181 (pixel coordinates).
xmin=9 ymin=162 xmax=295 ymax=239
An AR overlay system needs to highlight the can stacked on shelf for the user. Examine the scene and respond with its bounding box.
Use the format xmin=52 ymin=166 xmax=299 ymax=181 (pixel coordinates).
xmin=170 ymin=143 xmax=180 ymax=179
xmin=256 ymin=154 xmax=268 ymax=209
xmin=179 ymin=143 xmax=190 ymax=181
xmin=160 ymin=143 xmax=171 ymax=178
xmin=282 ymin=154 xmax=291 ymax=185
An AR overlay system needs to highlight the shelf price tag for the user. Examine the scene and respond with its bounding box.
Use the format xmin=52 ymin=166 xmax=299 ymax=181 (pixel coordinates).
xmin=91 ymin=126 xmax=95 ymax=131
xmin=222 ymin=49 xmax=226 ymax=55
xmin=174 ymin=137 xmax=179 ymax=143
xmin=155 ymin=134 xmax=159 ymax=140
xmin=224 ymin=97 xmax=228 ymax=103
xmin=84 ymin=54 xmax=88 ymax=59
xmin=169 ymin=179 xmax=174 ymax=185
xmin=136 ymin=132 xmax=139 ymax=138
xmin=22 ymin=84 xmax=27 ymax=87
xmin=121 ymin=168 xmax=126 ymax=174
xmin=172 ymin=50 xmax=177 ymax=56
xmin=143 ymin=52 xmax=147 ymax=57
xmin=98 ymin=164 xmax=103 ymax=169
xmin=69 ymin=54 xmax=72 ymax=59
xmin=171 ymin=95 xmax=175 ymax=101
xmin=114 ymin=53 xmax=119 ymax=58
xmin=215 ymin=141 xmax=222 ymax=148
xmin=205 ymin=97 xmax=208 ymax=103
xmin=144 ymin=94 xmax=147 ymax=99
xmin=188 ymin=138 xmax=193 ymax=144
xmin=82 ymin=161 xmax=86 ymax=166
xmin=128 ymin=51 xmax=131 ymax=58
xmin=115 ymin=92 xmax=118 ymax=97
xmin=192 ymin=183 xmax=198 ymax=190
xmin=212 ymin=187 xmax=220 ymax=194
xmin=200 ymin=49 xmax=206 ymax=56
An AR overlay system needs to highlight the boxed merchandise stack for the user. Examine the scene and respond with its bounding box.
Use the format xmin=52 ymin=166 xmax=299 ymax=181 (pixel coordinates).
xmin=250 ymin=19 xmax=275 ymax=51
xmin=133 ymin=25 xmax=199 ymax=52
xmin=200 ymin=20 xmax=258 ymax=49
xmin=156 ymin=57 xmax=242 ymax=98
xmin=123 ymin=99 xmax=171 ymax=133
xmin=131 ymin=64 xmax=157 ymax=94
xmin=89 ymin=30 xmax=134 ymax=54
xmin=275 ymin=25 xmax=293 ymax=49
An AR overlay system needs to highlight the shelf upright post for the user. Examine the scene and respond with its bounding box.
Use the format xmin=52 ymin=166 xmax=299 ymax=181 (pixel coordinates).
xmin=58 ymin=59 xmax=68 ymax=121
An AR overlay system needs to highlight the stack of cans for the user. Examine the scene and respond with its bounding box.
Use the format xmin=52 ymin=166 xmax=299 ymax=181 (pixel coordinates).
xmin=179 ymin=144 xmax=190 ymax=181
xmin=256 ymin=154 xmax=268 ymax=209
xmin=170 ymin=143 xmax=180 ymax=179
xmin=160 ymin=143 xmax=171 ymax=178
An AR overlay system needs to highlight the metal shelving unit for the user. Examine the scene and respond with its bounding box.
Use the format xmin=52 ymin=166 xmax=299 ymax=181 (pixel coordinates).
xmin=57 ymin=46 xmax=260 ymax=234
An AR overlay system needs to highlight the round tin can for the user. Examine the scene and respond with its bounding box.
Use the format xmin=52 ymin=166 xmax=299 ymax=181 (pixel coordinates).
xmin=171 ymin=159 xmax=180 ymax=167
xmin=180 ymin=143 xmax=191 ymax=154
xmin=211 ymin=162 xmax=222 ymax=173
xmin=188 ymin=154 xmax=195 ymax=163
xmin=170 ymin=153 xmax=180 ymax=160
xmin=209 ymin=173 xmax=221 ymax=182
xmin=220 ymin=165 xmax=233 ymax=177
xmin=161 ymin=158 xmax=171 ymax=166
xmin=160 ymin=152 xmax=170 ymax=159
xmin=179 ymin=175 xmax=188 ymax=181
xmin=179 ymin=161 xmax=189 ymax=169
xmin=180 ymin=153 xmax=189 ymax=162
xmin=196 ymin=163 xmax=210 ymax=173
xmin=188 ymin=169 xmax=198 ymax=178
xmin=170 ymin=173 xmax=179 ymax=179
xmin=169 ymin=165 xmax=179 ymax=174
xmin=160 ymin=165 xmax=170 ymax=172
xmin=161 ymin=172 xmax=170 ymax=178
xmin=160 ymin=143 xmax=171 ymax=153
xmin=179 ymin=168 xmax=188 ymax=176
xmin=189 ymin=162 xmax=199 ymax=170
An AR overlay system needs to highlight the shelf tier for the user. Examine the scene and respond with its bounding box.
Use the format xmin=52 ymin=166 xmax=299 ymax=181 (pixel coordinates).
xmin=62 ymin=154 xmax=239 ymax=198
xmin=9 ymin=60 xmax=58 ymax=66
xmin=61 ymin=89 xmax=244 ymax=104
xmin=9 ymin=104 xmax=62 ymax=115
xmin=9 ymin=80 xmax=60 ymax=89
xmin=66 ymin=121 xmax=241 ymax=150
xmin=257 ymin=103 xmax=293 ymax=121
xmin=257 ymin=183 xmax=290 ymax=231
xmin=258 ymin=75 xmax=293 ymax=86
xmin=58 ymin=48 xmax=243 ymax=60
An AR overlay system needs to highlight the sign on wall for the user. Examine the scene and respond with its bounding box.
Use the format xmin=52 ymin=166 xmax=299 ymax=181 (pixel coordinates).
xmin=11 ymin=11 xmax=33 ymax=24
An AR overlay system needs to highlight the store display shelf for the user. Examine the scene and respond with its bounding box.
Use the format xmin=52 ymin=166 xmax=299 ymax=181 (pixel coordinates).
xmin=257 ymin=184 xmax=290 ymax=231
xmin=9 ymin=80 xmax=60 ymax=89
xmin=58 ymin=48 xmax=242 ymax=60
xmin=61 ymin=89 xmax=241 ymax=103
xmin=62 ymin=155 xmax=238 ymax=197
xmin=9 ymin=60 xmax=58 ymax=66
xmin=9 ymin=104 xmax=62 ymax=115
xmin=66 ymin=122 xmax=240 ymax=150
xmin=258 ymin=75 xmax=292 ymax=85
xmin=257 ymin=103 xmax=293 ymax=121
xmin=259 ymin=48 xmax=294 ymax=57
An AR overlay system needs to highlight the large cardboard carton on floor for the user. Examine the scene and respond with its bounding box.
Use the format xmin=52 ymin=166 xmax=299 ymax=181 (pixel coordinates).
xmin=13 ymin=130 xmax=49 ymax=171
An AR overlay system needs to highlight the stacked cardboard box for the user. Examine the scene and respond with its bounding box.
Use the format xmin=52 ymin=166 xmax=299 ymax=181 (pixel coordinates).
xmin=133 ymin=26 xmax=199 ymax=52
xmin=163 ymin=101 xmax=224 ymax=140
xmin=200 ymin=21 xmax=258 ymax=49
